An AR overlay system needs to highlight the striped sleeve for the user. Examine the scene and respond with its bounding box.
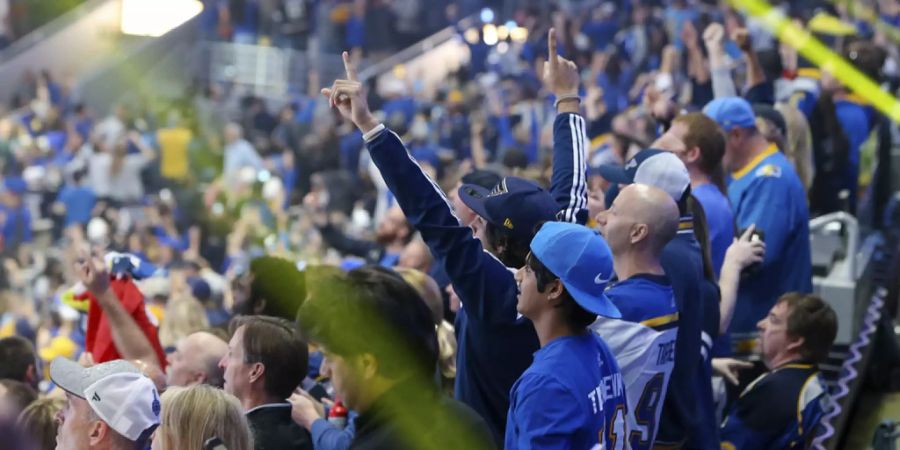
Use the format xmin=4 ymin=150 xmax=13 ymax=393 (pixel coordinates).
xmin=550 ymin=113 xmax=589 ymax=225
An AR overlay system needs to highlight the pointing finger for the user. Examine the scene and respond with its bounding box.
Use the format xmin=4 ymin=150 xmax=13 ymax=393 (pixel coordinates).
xmin=342 ymin=51 xmax=358 ymax=82
xmin=548 ymin=28 xmax=558 ymax=67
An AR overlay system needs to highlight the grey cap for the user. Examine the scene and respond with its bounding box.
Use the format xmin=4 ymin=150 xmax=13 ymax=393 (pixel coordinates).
xmin=50 ymin=357 xmax=141 ymax=399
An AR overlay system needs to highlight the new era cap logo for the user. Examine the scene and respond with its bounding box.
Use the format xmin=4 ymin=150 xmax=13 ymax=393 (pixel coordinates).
xmin=92 ymin=392 xmax=101 ymax=402
xmin=624 ymin=159 xmax=638 ymax=170
xmin=594 ymin=273 xmax=612 ymax=285
xmin=503 ymin=218 xmax=514 ymax=229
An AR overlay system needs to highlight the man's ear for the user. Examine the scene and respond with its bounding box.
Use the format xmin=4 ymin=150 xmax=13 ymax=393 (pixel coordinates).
xmin=630 ymin=223 xmax=649 ymax=245
xmin=253 ymin=298 xmax=267 ymax=314
xmin=686 ymin=146 xmax=702 ymax=165
xmin=785 ymin=335 xmax=805 ymax=358
xmin=358 ymin=353 xmax=378 ymax=381
xmin=25 ymin=363 xmax=37 ymax=386
xmin=248 ymin=362 xmax=266 ymax=385
xmin=546 ymin=280 xmax=566 ymax=307
xmin=88 ymin=419 xmax=109 ymax=446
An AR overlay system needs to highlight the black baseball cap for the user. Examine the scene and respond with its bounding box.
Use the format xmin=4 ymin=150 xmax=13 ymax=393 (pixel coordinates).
xmin=458 ymin=176 xmax=559 ymax=240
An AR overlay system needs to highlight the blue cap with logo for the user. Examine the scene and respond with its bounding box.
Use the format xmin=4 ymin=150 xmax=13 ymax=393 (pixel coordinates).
xmin=530 ymin=221 xmax=620 ymax=318
xmin=458 ymin=176 xmax=559 ymax=240
xmin=702 ymin=96 xmax=757 ymax=131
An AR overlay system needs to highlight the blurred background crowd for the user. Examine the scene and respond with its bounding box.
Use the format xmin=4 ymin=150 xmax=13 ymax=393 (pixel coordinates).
xmin=0 ymin=0 xmax=897 ymax=448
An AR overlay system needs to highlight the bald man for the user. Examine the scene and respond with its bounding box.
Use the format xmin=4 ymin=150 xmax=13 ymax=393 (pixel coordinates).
xmin=165 ymin=331 xmax=229 ymax=388
xmin=591 ymin=184 xmax=681 ymax=449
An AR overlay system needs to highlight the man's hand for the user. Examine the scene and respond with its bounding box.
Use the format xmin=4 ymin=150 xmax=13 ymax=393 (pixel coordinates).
xmin=321 ymin=51 xmax=379 ymax=134
xmin=543 ymin=28 xmax=580 ymax=99
xmin=712 ymin=357 xmax=754 ymax=385
xmin=702 ymin=23 xmax=725 ymax=49
xmin=723 ymin=225 xmax=766 ymax=272
xmin=732 ymin=27 xmax=752 ymax=53
xmin=76 ymin=254 xmax=110 ymax=296
xmin=288 ymin=390 xmax=325 ymax=430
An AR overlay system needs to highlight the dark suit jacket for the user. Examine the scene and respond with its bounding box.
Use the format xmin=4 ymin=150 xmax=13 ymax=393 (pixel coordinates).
xmin=246 ymin=404 xmax=313 ymax=450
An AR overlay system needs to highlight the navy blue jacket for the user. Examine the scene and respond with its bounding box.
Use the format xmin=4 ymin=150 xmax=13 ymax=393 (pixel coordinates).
xmin=364 ymin=113 xmax=590 ymax=441
xmin=655 ymin=217 xmax=706 ymax=446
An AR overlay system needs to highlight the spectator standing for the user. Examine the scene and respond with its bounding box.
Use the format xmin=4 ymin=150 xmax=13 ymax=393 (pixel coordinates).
xmin=320 ymin=31 xmax=593 ymax=440
xmin=153 ymin=384 xmax=254 ymax=450
xmin=297 ymin=266 xmax=494 ymax=450
xmin=165 ymin=331 xmax=228 ymax=388
xmin=49 ymin=358 xmax=160 ymax=450
xmin=222 ymin=123 xmax=265 ymax=183
xmin=720 ymin=294 xmax=837 ymax=449
xmin=0 ymin=177 xmax=32 ymax=253
xmin=0 ymin=335 xmax=38 ymax=386
xmin=592 ymin=184 xmax=680 ymax=449
xmin=219 ymin=315 xmax=312 ymax=450
xmin=155 ymin=111 xmax=193 ymax=183
xmin=54 ymin=169 xmax=96 ymax=230
xmin=658 ymin=113 xmax=734 ymax=275
xmin=312 ymin=203 xmax=413 ymax=267
xmin=508 ymin=222 xmax=627 ymax=449
xmin=703 ymin=97 xmax=812 ymax=354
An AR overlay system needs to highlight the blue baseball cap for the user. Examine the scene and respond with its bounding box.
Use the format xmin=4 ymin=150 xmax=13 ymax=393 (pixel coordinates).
xmin=458 ymin=176 xmax=559 ymax=240
xmin=530 ymin=222 xmax=620 ymax=318
xmin=597 ymin=149 xmax=690 ymax=203
xmin=3 ymin=177 xmax=27 ymax=195
xmin=702 ymin=97 xmax=757 ymax=131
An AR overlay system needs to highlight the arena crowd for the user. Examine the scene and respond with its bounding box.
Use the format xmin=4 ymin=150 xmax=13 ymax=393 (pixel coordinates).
xmin=0 ymin=0 xmax=897 ymax=449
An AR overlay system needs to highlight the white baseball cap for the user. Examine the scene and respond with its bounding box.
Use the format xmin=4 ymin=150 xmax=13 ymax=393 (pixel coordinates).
xmin=597 ymin=149 xmax=690 ymax=203
xmin=50 ymin=358 xmax=161 ymax=442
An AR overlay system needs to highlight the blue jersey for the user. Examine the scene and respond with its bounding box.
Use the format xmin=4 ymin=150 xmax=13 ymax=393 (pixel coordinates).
xmin=727 ymin=145 xmax=812 ymax=350
xmin=592 ymin=275 xmax=678 ymax=450
xmin=721 ymin=364 xmax=830 ymax=450
xmin=686 ymin=278 xmax=722 ymax=450
xmin=505 ymin=333 xmax=628 ymax=450
xmin=364 ymin=113 xmax=591 ymax=442
xmin=692 ymin=184 xmax=734 ymax=276
xmin=834 ymin=94 xmax=876 ymax=211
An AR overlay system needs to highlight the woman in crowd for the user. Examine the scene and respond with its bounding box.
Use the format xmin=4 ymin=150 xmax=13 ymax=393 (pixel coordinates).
xmin=152 ymin=384 xmax=253 ymax=450
xmin=17 ymin=397 xmax=64 ymax=450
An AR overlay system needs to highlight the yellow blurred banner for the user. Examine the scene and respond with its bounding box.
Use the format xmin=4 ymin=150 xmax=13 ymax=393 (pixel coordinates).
xmin=726 ymin=0 xmax=900 ymax=123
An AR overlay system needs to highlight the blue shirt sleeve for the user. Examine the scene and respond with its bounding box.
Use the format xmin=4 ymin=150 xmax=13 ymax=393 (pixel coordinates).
xmin=550 ymin=113 xmax=589 ymax=225
xmin=366 ymin=129 xmax=520 ymax=325
xmin=311 ymin=418 xmax=354 ymax=450
xmin=507 ymin=375 xmax=583 ymax=450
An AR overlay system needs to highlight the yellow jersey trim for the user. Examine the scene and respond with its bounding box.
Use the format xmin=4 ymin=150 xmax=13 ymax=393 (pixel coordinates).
xmin=732 ymin=143 xmax=779 ymax=180
xmin=640 ymin=312 xmax=680 ymax=328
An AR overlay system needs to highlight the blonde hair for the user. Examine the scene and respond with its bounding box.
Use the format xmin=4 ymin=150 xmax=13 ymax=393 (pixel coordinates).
xmin=159 ymin=294 xmax=210 ymax=349
xmin=17 ymin=397 xmax=64 ymax=450
xmin=158 ymin=385 xmax=253 ymax=450
xmin=396 ymin=268 xmax=457 ymax=390
xmin=775 ymin=103 xmax=814 ymax=192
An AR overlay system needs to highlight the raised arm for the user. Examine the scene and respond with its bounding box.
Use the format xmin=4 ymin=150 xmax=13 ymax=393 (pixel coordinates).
xmin=545 ymin=28 xmax=589 ymax=225
xmin=323 ymin=52 xmax=519 ymax=324
xmin=732 ymin=28 xmax=766 ymax=93
xmin=703 ymin=23 xmax=737 ymax=99
xmin=718 ymin=226 xmax=766 ymax=333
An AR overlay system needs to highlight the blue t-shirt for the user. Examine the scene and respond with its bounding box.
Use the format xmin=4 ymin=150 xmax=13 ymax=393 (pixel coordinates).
xmin=57 ymin=185 xmax=96 ymax=227
xmin=692 ymin=183 xmax=734 ymax=276
xmin=0 ymin=205 xmax=32 ymax=248
xmin=505 ymin=333 xmax=628 ymax=450
xmin=727 ymin=145 xmax=812 ymax=347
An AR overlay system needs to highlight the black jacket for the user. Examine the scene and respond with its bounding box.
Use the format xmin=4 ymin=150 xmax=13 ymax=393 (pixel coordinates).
xmin=246 ymin=404 xmax=313 ymax=450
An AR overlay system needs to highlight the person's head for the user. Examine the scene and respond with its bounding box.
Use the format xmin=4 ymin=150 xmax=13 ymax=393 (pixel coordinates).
xmin=0 ymin=379 xmax=37 ymax=421
xmin=450 ymin=170 xmax=502 ymax=228
xmin=757 ymin=293 xmax=838 ymax=370
xmin=703 ymin=97 xmax=761 ymax=172
xmin=397 ymin=238 xmax=433 ymax=274
xmin=17 ymin=397 xmax=64 ymax=450
xmin=298 ymin=266 xmax=438 ymax=412
xmin=375 ymin=206 xmax=413 ymax=246
xmin=224 ymin=123 xmax=243 ymax=144
xmin=166 ymin=332 xmax=228 ymax=388
xmin=158 ymin=294 xmax=210 ymax=350
xmin=458 ymin=177 xmax=559 ymax=268
xmin=152 ymin=385 xmax=253 ymax=450
xmin=2 ymin=178 xmax=26 ymax=207
xmin=395 ymin=267 xmax=443 ymax=326
xmin=597 ymin=184 xmax=679 ymax=259
xmin=597 ymin=149 xmax=691 ymax=214
xmin=50 ymin=358 xmax=160 ymax=450
xmin=665 ymin=113 xmax=727 ymax=188
xmin=516 ymin=222 xmax=620 ymax=330
xmin=219 ymin=316 xmax=308 ymax=407
xmin=0 ymin=336 xmax=37 ymax=387
xmin=233 ymin=256 xmax=307 ymax=320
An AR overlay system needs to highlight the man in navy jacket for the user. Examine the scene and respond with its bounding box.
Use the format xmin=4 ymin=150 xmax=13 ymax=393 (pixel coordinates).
xmin=321 ymin=30 xmax=590 ymax=441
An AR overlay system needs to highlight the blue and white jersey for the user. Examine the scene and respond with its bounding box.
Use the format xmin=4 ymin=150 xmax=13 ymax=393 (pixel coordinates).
xmin=592 ymin=275 xmax=678 ymax=450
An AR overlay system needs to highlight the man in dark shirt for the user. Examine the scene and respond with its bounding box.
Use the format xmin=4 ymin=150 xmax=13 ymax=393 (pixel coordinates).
xmin=219 ymin=315 xmax=313 ymax=450
xmin=298 ymin=266 xmax=494 ymax=450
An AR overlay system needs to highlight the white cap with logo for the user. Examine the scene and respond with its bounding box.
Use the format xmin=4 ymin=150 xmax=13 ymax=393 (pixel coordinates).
xmin=50 ymin=357 xmax=161 ymax=441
